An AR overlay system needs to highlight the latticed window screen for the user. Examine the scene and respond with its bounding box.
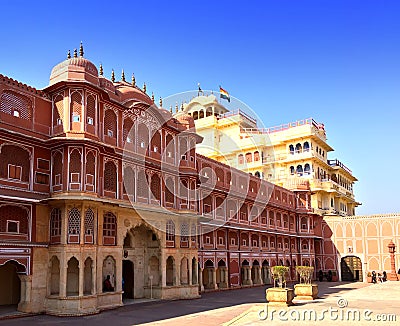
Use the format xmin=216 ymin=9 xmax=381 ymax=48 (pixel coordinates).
xmin=150 ymin=174 xmax=161 ymax=201
xmin=137 ymin=170 xmax=148 ymax=197
xmin=53 ymin=94 xmax=63 ymax=125
xmin=71 ymin=92 xmax=82 ymax=121
xmin=0 ymin=145 xmax=30 ymax=182
xmin=52 ymin=152 xmax=63 ymax=185
xmin=0 ymin=205 xmax=28 ymax=234
xmin=104 ymin=109 xmax=117 ymax=137
xmin=166 ymin=220 xmax=175 ymax=241
xmin=68 ymin=208 xmax=81 ymax=235
xmin=191 ymin=224 xmax=196 ymax=242
xmin=104 ymin=161 xmax=117 ymax=192
xmin=69 ymin=150 xmax=81 ymax=174
xmin=123 ymin=118 xmax=134 ymax=142
xmin=50 ymin=208 xmax=61 ymax=236
xmin=86 ymin=95 xmax=96 ymax=123
xmin=86 ymin=152 xmax=95 ymax=175
xmin=0 ymin=90 xmax=32 ymax=120
xmin=103 ymin=212 xmax=116 ymax=236
xmin=85 ymin=209 xmax=94 ymax=235
xmin=181 ymin=223 xmax=189 ymax=242
xmin=123 ymin=166 xmax=135 ymax=195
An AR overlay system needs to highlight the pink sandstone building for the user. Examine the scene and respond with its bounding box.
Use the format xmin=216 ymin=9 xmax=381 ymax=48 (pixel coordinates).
xmin=0 ymin=45 xmax=397 ymax=315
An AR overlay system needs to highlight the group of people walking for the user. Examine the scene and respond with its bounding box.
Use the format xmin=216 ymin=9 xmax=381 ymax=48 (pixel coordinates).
xmin=371 ymin=270 xmax=387 ymax=283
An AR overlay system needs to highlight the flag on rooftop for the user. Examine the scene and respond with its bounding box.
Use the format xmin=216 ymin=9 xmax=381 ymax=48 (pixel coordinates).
xmin=219 ymin=86 xmax=230 ymax=102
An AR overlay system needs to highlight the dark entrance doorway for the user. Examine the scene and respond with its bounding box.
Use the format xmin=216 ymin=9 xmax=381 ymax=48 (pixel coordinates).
xmin=122 ymin=260 xmax=134 ymax=299
xmin=341 ymin=256 xmax=363 ymax=281
xmin=0 ymin=261 xmax=22 ymax=305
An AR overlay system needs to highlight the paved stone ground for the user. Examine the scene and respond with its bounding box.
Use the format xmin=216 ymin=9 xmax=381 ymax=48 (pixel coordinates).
xmin=1 ymin=281 xmax=399 ymax=325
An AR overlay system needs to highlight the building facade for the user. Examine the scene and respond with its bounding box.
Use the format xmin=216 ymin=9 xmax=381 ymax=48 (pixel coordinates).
xmin=178 ymin=95 xmax=360 ymax=217
xmin=0 ymin=48 xmax=323 ymax=315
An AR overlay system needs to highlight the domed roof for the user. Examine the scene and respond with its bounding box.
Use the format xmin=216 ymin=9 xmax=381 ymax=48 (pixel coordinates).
xmin=117 ymin=83 xmax=153 ymax=106
xmin=49 ymin=56 xmax=99 ymax=86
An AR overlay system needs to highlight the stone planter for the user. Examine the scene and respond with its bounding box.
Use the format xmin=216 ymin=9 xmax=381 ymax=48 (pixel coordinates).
xmin=266 ymin=287 xmax=294 ymax=306
xmin=367 ymin=276 xmax=373 ymax=283
xmin=294 ymin=283 xmax=319 ymax=300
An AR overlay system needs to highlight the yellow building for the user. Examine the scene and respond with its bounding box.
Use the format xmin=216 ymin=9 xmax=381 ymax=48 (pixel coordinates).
xmin=176 ymin=94 xmax=360 ymax=217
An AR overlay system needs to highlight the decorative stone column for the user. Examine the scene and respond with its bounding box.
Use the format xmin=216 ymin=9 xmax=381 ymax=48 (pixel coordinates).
xmin=388 ymin=240 xmax=398 ymax=281
xmin=258 ymin=266 xmax=263 ymax=285
xmin=249 ymin=266 xmax=253 ymax=286
xmin=188 ymin=260 xmax=193 ymax=285
xmin=212 ymin=268 xmax=218 ymax=289
xmin=199 ymin=268 xmax=204 ymax=291
xmin=17 ymin=275 xmax=32 ymax=313
xmin=79 ymin=259 xmax=84 ymax=296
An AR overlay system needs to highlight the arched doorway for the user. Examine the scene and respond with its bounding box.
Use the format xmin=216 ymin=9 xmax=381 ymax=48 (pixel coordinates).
xmin=0 ymin=261 xmax=24 ymax=305
xmin=123 ymin=225 xmax=161 ymax=299
xmin=122 ymin=260 xmax=134 ymax=299
xmin=341 ymin=256 xmax=363 ymax=281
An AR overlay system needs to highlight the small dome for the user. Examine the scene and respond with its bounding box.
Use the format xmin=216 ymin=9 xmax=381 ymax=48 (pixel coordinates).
xmin=49 ymin=57 xmax=99 ymax=86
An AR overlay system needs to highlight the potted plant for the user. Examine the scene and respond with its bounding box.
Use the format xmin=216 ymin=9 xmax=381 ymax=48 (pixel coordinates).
xmin=294 ymin=266 xmax=318 ymax=300
xmin=366 ymin=272 xmax=372 ymax=283
xmin=266 ymin=266 xmax=294 ymax=306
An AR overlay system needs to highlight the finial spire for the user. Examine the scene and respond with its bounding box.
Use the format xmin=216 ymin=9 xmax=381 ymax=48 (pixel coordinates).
xmin=79 ymin=42 xmax=84 ymax=57
xmin=159 ymin=97 xmax=163 ymax=107
xmin=73 ymin=48 xmax=78 ymax=58
xmin=99 ymin=63 xmax=103 ymax=76
xmin=181 ymin=102 xmax=184 ymax=111
xmin=131 ymin=73 xmax=136 ymax=86
xmin=175 ymin=102 xmax=178 ymax=113
xmin=67 ymin=50 xmax=71 ymax=59
xmin=151 ymin=92 xmax=155 ymax=102
xmin=111 ymin=69 xmax=115 ymax=83
xmin=170 ymin=105 xmax=173 ymax=113
xmin=143 ymin=82 xmax=147 ymax=93
xmin=121 ymin=69 xmax=125 ymax=82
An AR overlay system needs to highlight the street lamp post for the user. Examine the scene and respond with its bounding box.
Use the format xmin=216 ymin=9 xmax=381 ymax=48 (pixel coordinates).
xmin=388 ymin=240 xmax=398 ymax=281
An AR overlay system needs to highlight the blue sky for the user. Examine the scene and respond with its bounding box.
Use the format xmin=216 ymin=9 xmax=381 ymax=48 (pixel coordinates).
xmin=0 ymin=0 xmax=399 ymax=215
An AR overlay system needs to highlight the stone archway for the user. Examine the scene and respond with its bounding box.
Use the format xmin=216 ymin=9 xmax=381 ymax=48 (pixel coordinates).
xmin=0 ymin=260 xmax=25 ymax=305
xmin=341 ymin=256 xmax=363 ymax=282
xmin=123 ymin=224 xmax=161 ymax=299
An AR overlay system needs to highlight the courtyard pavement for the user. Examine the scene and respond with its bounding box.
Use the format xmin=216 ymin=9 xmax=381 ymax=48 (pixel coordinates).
xmin=1 ymin=281 xmax=399 ymax=325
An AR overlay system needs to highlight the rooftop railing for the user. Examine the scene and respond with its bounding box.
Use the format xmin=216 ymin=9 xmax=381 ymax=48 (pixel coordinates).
xmin=328 ymin=159 xmax=352 ymax=174
xmin=218 ymin=109 xmax=257 ymax=125
xmin=240 ymin=117 xmax=323 ymax=134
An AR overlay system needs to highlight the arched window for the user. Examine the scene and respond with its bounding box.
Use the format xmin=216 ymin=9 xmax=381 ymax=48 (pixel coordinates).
xmin=53 ymin=94 xmax=63 ymax=126
xmin=245 ymin=152 xmax=252 ymax=163
xmin=70 ymin=91 xmax=82 ymax=125
xmin=166 ymin=220 xmax=175 ymax=246
xmin=165 ymin=177 xmax=174 ymax=207
xmin=137 ymin=169 xmax=148 ymax=200
xmin=151 ymin=130 xmax=161 ymax=154
xmin=295 ymin=143 xmax=302 ymax=153
xmin=238 ymin=154 xmax=244 ymax=165
xmin=254 ymin=151 xmax=260 ymax=161
xmin=86 ymin=94 xmax=96 ymax=127
xmin=85 ymin=151 xmax=95 ymax=191
xmin=104 ymin=161 xmax=117 ymax=197
xmin=165 ymin=134 xmax=175 ymax=160
xmin=104 ymin=109 xmax=117 ymax=138
xmin=296 ymin=165 xmax=303 ymax=176
xmin=179 ymin=137 xmax=188 ymax=160
xmin=303 ymin=141 xmax=310 ymax=152
xmin=50 ymin=208 xmax=61 ymax=243
xmin=69 ymin=149 xmax=81 ymax=189
xmin=123 ymin=118 xmax=134 ymax=144
xmin=103 ymin=212 xmax=117 ymax=245
xmin=150 ymin=173 xmax=161 ymax=203
xmin=52 ymin=151 xmax=63 ymax=188
xmin=137 ymin=123 xmax=149 ymax=153
xmin=123 ymin=166 xmax=135 ymax=198
xmin=304 ymin=163 xmax=311 ymax=175
xmin=68 ymin=208 xmax=81 ymax=244
xmin=290 ymin=166 xmax=295 ymax=175
xmin=84 ymin=209 xmax=94 ymax=244
xmin=289 ymin=145 xmax=294 ymax=155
